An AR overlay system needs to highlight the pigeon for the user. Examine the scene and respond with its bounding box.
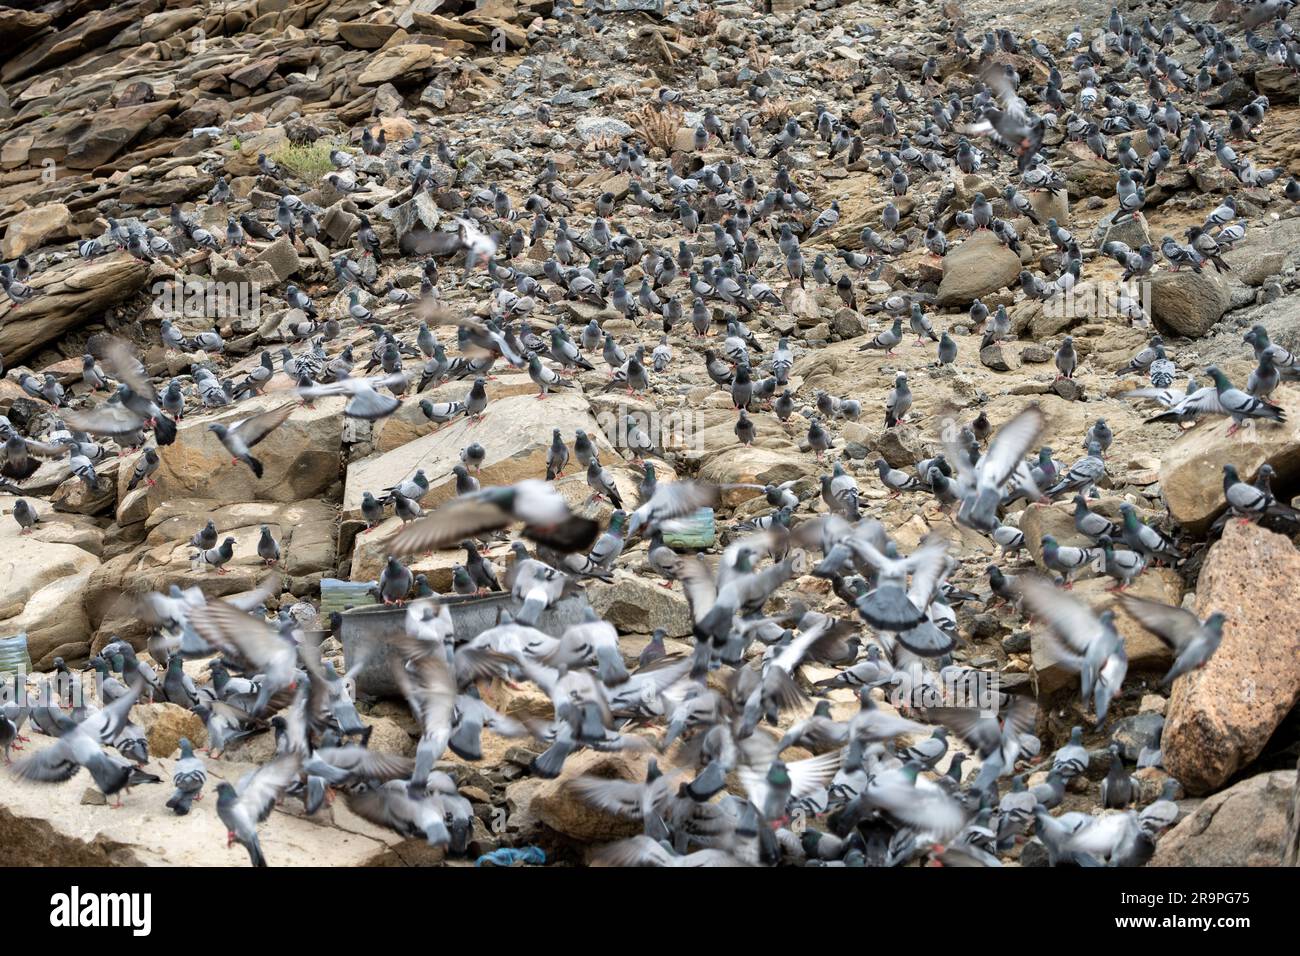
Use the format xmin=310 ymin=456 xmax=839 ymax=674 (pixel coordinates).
xmin=1040 ymin=535 xmax=1100 ymax=586
xmin=192 ymin=537 xmax=236 ymax=574
xmin=1119 ymin=595 xmax=1225 ymax=686
xmin=165 ymin=737 xmax=207 ymax=815
xmin=298 ymin=374 xmax=406 ymax=420
xmin=390 ymin=480 xmax=599 ymax=555
xmin=11 ymin=498 xmax=39 ymax=535
xmin=216 ymin=754 xmax=303 ymax=866
xmin=379 ymin=555 xmax=414 ymax=605
xmin=1054 ymin=336 xmax=1077 ymax=380
xmin=208 ymin=404 xmax=295 ymax=478
xmin=884 ymin=373 xmax=912 ymax=428
xmin=125 ymin=448 xmax=159 ymax=491
xmin=1019 ymin=576 xmax=1126 ymax=723
xmin=859 ymin=317 xmax=903 ymax=355
xmin=949 ymin=407 xmax=1045 ymax=532
xmin=1203 ymin=365 xmax=1285 ymax=434
xmin=10 ymin=677 xmax=153 ymax=806
xmin=875 ymin=458 xmax=920 ymax=496
xmin=256 ymin=525 xmax=281 ymax=566
xmin=1117 ymin=503 xmax=1181 ymax=566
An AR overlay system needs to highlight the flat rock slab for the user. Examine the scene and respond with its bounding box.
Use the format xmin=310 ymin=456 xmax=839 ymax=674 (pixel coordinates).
xmin=0 ymin=735 xmax=438 ymax=866
xmin=1158 ymin=384 xmax=1300 ymax=533
xmin=342 ymin=389 xmax=616 ymax=522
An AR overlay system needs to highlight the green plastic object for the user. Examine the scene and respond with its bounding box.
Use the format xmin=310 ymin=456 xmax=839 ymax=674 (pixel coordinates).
xmin=660 ymin=507 xmax=715 ymax=550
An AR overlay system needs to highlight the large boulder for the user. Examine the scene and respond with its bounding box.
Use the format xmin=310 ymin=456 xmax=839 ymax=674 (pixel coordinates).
xmin=529 ymin=748 xmax=655 ymax=842
xmin=358 ymin=44 xmax=437 ymax=85
xmin=0 ymin=255 xmax=151 ymax=364
xmin=2 ymin=202 xmax=71 ymax=258
xmin=1162 ymin=522 xmax=1300 ymax=795
xmin=63 ymin=100 xmax=177 ymax=169
xmin=342 ymin=390 xmax=614 ymax=521
xmin=152 ymin=394 xmax=345 ymax=505
xmin=0 ymin=504 xmax=100 ymax=662
xmin=1 ymin=570 xmax=95 ymax=669
xmin=371 ymin=373 xmax=537 ymax=454
xmin=1158 ymin=385 xmax=1300 ymax=533
xmin=1031 ymin=566 xmax=1181 ymax=695
xmin=85 ymin=499 xmax=337 ymax=642
xmin=1149 ymin=769 xmax=1296 ymax=866
xmin=1149 ymin=269 xmax=1231 ymax=338
xmin=135 ymin=703 xmax=207 ymax=758
xmin=936 ymin=232 xmax=1022 ymax=307
xmin=585 ymin=570 xmax=693 ymax=638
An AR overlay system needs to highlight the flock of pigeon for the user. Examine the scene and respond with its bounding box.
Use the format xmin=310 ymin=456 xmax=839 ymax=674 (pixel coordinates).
xmin=1 ymin=0 xmax=1298 ymax=867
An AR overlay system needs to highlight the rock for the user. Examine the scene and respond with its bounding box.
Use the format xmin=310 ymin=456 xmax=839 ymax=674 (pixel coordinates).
xmin=135 ymin=702 xmax=207 ymax=757
xmin=575 ymin=117 xmax=634 ymax=142
xmin=411 ymin=13 xmax=491 ymax=42
xmin=1064 ymin=145 xmax=1117 ymax=198
xmin=1110 ymin=712 xmax=1164 ymax=761
xmin=1162 ymin=522 xmax=1300 ymax=795
xmin=361 ymin=715 xmax=415 ymax=757
xmin=0 ymin=512 xmax=99 ymax=655
xmin=1233 ymin=252 xmax=1286 ymax=288
xmin=1149 ymin=269 xmax=1231 ymax=337
xmin=344 ymin=390 xmax=614 ymax=521
xmin=338 ymin=21 xmax=403 ymax=49
xmin=358 ymin=44 xmax=436 ymax=85
xmin=1030 ymin=566 xmax=1181 ymax=694
xmin=1098 ymin=210 xmax=1150 ymax=252
xmin=1287 ymin=763 xmax=1300 ymax=866
xmin=85 ymin=499 xmax=337 ymax=642
xmin=979 ymin=343 xmax=1015 ymax=372
xmin=1051 ymin=378 xmax=1085 ymax=402
xmin=256 ymin=236 xmax=301 ymax=282
xmin=830 ymin=308 xmax=864 ymax=339
xmin=389 ymin=190 xmax=442 ymax=251
xmin=586 ymin=570 xmax=693 ymax=638
xmin=1019 ymin=498 xmax=1115 ymax=567
xmin=2 ymin=569 xmax=95 ymax=668
xmin=62 ymin=100 xmax=177 ymax=169
xmin=1149 ymin=769 xmax=1296 ymax=866
xmin=153 ymin=393 xmax=344 ymax=506
xmin=783 ymin=285 xmax=821 ymax=324
xmin=696 ymin=443 xmax=813 ymax=506
xmin=0 ymin=256 xmax=150 ymax=364
xmin=855 ymin=421 xmax=935 ymax=468
xmin=371 ymin=373 xmax=536 ymax=453
xmin=2 ymin=202 xmax=71 ymax=258
xmin=1158 ymin=385 xmax=1300 ymax=533
xmin=530 ymin=749 xmax=655 ymax=841
xmin=1027 ymin=189 xmax=1068 ymax=225
xmin=52 ymin=469 xmax=117 ymax=516
xmin=595 ymin=0 xmax=664 ymax=13
xmin=0 ymin=734 xmax=433 ymax=865
xmin=936 ymin=232 xmax=1021 ymax=307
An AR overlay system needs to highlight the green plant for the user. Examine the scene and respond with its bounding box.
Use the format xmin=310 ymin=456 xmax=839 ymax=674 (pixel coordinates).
xmin=271 ymin=141 xmax=336 ymax=184
xmin=231 ymin=136 xmax=242 ymax=151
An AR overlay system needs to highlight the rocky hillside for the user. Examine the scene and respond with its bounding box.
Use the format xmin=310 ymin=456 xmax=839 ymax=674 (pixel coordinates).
xmin=1 ymin=0 xmax=1299 ymax=867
